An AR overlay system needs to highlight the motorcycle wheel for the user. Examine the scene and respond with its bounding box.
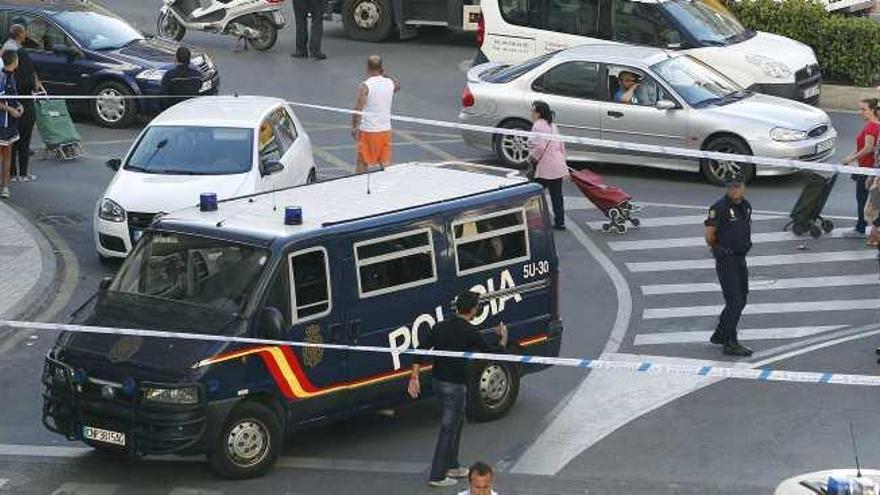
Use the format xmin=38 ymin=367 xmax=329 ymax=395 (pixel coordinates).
xmin=247 ymin=16 xmax=278 ymax=51
xmin=157 ymin=10 xmax=185 ymax=42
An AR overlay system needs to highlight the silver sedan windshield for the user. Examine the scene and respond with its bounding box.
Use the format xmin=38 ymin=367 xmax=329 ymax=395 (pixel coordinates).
xmin=651 ymin=56 xmax=742 ymax=107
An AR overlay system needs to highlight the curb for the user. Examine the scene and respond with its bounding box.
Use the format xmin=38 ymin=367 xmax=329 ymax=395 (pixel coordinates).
xmin=819 ymin=84 xmax=876 ymax=112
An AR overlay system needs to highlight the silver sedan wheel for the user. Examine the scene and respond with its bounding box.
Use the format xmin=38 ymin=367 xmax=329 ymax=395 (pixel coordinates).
xmin=353 ymin=1 xmax=380 ymax=29
xmin=225 ymin=419 xmax=271 ymax=469
xmin=500 ymin=134 xmax=530 ymax=165
xmin=706 ymin=144 xmax=744 ymax=182
xmin=478 ymin=364 xmax=511 ymax=409
xmin=95 ymin=88 xmax=126 ymax=124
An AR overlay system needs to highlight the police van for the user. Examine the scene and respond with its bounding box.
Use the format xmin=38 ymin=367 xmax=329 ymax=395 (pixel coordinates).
xmin=42 ymin=162 xmax=564 ymax=478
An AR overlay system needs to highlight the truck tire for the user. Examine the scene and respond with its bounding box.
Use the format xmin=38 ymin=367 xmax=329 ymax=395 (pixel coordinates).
xmin=210 ymin=402 xmax=282 ymax=479
xmin=467 ymin=361 xmax=520 ymax=422
xmin=342 ymin=0 xmax=394 ymax=42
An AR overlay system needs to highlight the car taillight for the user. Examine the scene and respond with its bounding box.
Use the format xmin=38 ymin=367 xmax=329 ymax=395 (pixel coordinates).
xmin=461 ymin=87 xmax=475 ymax=108
xmin=476 ymin=13 xmax=485 ymax=46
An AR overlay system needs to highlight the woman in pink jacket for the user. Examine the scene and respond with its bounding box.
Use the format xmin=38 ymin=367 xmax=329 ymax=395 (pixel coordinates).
xmin=528 ymin=101 xmax=568 ymax=230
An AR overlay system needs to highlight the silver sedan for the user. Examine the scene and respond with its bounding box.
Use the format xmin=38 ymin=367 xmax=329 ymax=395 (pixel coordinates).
xmin=458 ymin=44 xmax=837 ymax=185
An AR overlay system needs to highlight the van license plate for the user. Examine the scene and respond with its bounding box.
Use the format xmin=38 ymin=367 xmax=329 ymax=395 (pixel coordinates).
xmin=803 ymin=85 xmax=820 ymax=99
xmin=200 ymin=80 xmax=212 ymax=93
xmin=83 ymin=426 xmax=125 ymax=446
xmin=816 ymin=138 xmax=835 ymax=154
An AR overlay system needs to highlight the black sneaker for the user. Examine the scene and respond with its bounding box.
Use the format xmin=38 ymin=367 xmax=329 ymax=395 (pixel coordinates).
xmin=553 ymin=224 xmax=566 ymax=231
xmin=723 ymin=343 xmax=753 ymax=357
xmin=709 ymin=332 xmax=723 ymax=345
xmin=291 ymin=51 xmax=308 ymax=58
xmin=311 ymin=52 xmax=328 ymax=60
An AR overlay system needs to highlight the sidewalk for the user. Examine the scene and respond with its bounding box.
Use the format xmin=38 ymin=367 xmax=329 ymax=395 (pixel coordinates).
xmin=0 ymin=201 xmax=55 ymax=319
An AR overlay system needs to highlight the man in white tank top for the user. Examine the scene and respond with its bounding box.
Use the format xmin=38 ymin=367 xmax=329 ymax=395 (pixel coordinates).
xmin=352 ymin=55 xmax=400 ymax=174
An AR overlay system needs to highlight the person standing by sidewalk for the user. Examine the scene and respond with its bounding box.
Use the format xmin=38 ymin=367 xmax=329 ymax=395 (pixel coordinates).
xmin=528 ymin=101 xmax=568 ymax=231
xmin=291 ymin=0 xmax=326 ymax=60
xmin=705 ymin=173 xmax=753 ymax=357
xmin=407 ymin=290 xmax=508 ymax=488
xmin=842 ymin=98 xmax=880 ymax=238
xmin=0 ymin=50 xmax=22 ymax=200
xmin=351 ymin=55 xmax=399 ymax=174
xmin=3 ymin=24 xmax=40 ymax=184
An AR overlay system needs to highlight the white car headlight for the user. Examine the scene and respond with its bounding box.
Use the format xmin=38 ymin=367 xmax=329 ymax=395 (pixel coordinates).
xmin=745 ymin=55 xmax=792 ymax=80
xmin=771 ymin=127 xmax=808 ymax=142
xmin=98 ymin=198 xmax=126 ymax=223
xmin=136 ymin=68 xmax=167 ymax=81
xmin=143 ymin=386 xmax=199 ymax=404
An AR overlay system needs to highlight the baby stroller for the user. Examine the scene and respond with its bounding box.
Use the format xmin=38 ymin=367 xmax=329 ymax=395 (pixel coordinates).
xmin=784 ymin=171 xmax=836 ymax=238
xmin=34 ymin=94 xmax=82 ymax=161
xmin=570 ymin=167 xmax=640 ymax=234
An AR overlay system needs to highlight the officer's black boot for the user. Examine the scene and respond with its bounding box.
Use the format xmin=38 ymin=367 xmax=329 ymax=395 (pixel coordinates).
xmin=723 ymin=341 xmax=753 ymax=357
xmin=709 ymin=329 xmax=723 ymax=345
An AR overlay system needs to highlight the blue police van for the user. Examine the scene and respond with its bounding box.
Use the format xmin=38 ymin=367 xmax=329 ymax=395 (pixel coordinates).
xmin=42 ymin=162 xmax=563 ymax=478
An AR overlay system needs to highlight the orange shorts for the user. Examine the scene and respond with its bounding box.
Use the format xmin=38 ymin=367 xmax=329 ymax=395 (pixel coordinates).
xmin=357 ymin=130 xmax=392 ymax=165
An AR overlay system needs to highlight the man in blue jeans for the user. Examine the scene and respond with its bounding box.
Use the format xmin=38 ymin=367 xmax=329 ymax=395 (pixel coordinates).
xmin=407 ymin=290 xmax=508 ymax=488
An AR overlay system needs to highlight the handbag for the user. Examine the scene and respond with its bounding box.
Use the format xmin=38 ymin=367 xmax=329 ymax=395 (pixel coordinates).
xmin=526 ymin=130 xmax=553 ymax=181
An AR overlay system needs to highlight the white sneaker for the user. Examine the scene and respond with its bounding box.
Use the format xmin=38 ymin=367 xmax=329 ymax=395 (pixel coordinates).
xmin=0 ymin=187 xmax=9 ymax=199
xmin=428 ymin=477 xmax=458 ymax=488
xmin=447 ymin=467 xmax=469 ymax=478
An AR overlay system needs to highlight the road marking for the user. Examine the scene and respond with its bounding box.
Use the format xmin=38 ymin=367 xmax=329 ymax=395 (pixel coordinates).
xmin=168 ymin=489 xmax=223 ymax=495
xmin=609 ymin=229 xmax=849 ymax=251
xmin=394 ymin=129 xmax=458 ymax=160
xmin=311 ymin=146 xmax=353 ymax=171
xmin=317 ymin=138 xmax=462 ymax=152
xmin=561 ymin=196 xmax=597 ymax=211
xmin=51 ymin=482 xmax=119 ymax=495
xmin=633 ymin=325 xmax=847 ymax=345
xmin=641 ymin=274 xmax=880 ymax=295
xmin=0 ymin=479 xmax=7 ymax=489
xmin=586 ymin=213 xmax=779 ymax=230
xmin=643 ymin=299 xmax=880 ymax=319
xmin=627 ymin=250 xmax=877 ymax=272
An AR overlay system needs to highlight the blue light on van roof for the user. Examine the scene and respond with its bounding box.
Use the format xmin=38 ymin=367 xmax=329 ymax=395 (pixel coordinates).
xmin=200 ymin=193 xmax=218 ymax=212
xmin=284 ymin=206 xmax=303 ymax=226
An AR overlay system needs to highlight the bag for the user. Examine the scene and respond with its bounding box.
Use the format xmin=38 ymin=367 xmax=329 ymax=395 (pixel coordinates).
xmin=864 ymin=177 xmax=880 ymax=225
xmin=526 ymin=128 xmax=553 ymax=181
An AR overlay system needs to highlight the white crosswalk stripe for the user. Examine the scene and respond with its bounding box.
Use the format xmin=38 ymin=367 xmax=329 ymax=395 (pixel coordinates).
xmin=0 ymin=479 xmax=8 ymax=490
xmin=587 ymin=213 xmax=779 ymax=230
xmin=633 ymin=325 xmax=847 ymax=345
xmin=644 ymin=299 xmax=880 ymax=319
xmin=627 ymin=250 xmax=876 ymax=273
xmin=51 ymin=483 xmax=119 ymax=495
xmin=641 ymin=274 xmax=879 ymax=295
xmin=610 ymin=229 xmax=849 ymax=251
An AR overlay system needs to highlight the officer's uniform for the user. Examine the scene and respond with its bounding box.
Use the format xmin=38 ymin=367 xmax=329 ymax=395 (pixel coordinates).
xmin=160 ymin=63 xmax=202 ymax=108
xmin=705 ymin=193 xmax=752 ymax=348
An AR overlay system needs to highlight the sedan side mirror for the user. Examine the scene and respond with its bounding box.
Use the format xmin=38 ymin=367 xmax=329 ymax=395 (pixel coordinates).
xmin=98 ymin=276 xmax=114 ymax=292
xmin=257 ymin=307 xmax=285 ymax=340
xmin=260 ymin=160 xmax=284 ymax=177
xmin=655 ymin=99 xmax=677 ymax=110
xmin=106 ymin=158 xmax=121 ymax=171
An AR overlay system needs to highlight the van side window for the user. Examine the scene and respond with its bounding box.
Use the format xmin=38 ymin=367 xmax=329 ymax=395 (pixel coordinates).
xmin=612 ymin=0 xmax=681 ymax=48
xmin=355 ymin=229 xmax=437 ymax=298
xmin=454 ymin=208 xmax=530 ymax=275
xmin=533 ymin=62 xmax=600 ymax=100
xmin=500 ymin=0 xmax=599 ymax=37
xmin=289 ymin=248 xmax=331 ymax=321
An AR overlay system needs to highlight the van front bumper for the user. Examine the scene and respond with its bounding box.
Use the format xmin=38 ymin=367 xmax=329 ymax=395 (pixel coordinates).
xmin=753 ymin=65 xmax=822 ymax=104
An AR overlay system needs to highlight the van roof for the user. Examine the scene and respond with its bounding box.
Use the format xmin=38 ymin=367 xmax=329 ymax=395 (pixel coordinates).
xmin=556 ymin=44 xmax=676 ymax=68
xmin=157 ymin=162 xmax=531 ymax=243
xmin=152 ymin=96 xmax=287 ymax=128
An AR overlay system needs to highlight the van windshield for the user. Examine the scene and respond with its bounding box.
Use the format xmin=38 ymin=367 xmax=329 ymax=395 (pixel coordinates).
xmin=110 ymin=232 xmax=269 ymax=322
xmin=125 ymin=126 xmax=254 ymax=175
xmin=661 ymin=0 xmax=753 ymax=46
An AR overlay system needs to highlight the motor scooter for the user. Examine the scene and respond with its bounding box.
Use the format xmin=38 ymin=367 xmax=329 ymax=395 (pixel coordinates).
xmin=158 ymin=0 xmax=287 ymax=51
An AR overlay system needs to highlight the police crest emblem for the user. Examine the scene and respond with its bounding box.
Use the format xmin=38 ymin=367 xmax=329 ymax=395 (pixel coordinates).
xmin=303 ymin=325 xmax=323 ymax=368
xmin=108 ymin=335 xmax=142 ymax=364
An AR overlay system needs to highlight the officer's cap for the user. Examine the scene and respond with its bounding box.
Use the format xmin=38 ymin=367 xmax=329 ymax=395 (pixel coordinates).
xmin=724 ymin=173 xmax=745 ymax=187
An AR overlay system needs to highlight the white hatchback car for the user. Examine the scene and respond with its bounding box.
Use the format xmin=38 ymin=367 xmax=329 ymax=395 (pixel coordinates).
xmin=94 ymin=96 xmax=318 ymax=259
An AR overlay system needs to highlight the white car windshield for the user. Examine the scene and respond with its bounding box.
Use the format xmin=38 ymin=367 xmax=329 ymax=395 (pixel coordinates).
xmin=652 ymin=56 xmax=745 ymax=107
xmin=661 ymin=0 xmax=753 ymax=46
xmin=125 ymin=126 xmax=254 ymax=175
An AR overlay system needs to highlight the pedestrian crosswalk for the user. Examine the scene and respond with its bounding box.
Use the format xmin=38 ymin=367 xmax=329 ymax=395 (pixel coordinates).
xmin=576 ymin=198 xmax=880 ymax=351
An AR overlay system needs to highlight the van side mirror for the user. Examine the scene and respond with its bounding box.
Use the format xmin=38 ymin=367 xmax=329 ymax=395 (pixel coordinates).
xmin=98 ymin=276 xmax=114 ymax=292
xmin=257 ymin=307 xmax=285 ymax=340
xmin=106 ymin=158 xmax=121 ymax=171
xmin=655 ymin=99 xmax=677 ymax=110
xmin=260 ymin=160 xmax=284 ymax=177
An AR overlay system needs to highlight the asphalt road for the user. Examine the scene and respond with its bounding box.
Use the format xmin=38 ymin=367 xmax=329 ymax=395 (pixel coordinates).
xmin=0 ymin=3 xmax=879 ymax=493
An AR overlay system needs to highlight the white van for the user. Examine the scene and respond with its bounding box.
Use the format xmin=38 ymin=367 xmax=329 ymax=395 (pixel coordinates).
xmin=477 ymin=0 xmax=822 ymax=103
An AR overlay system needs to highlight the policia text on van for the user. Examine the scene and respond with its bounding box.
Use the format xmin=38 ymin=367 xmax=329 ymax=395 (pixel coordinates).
xmin=41 ymin=163 xmax=564 ymax=479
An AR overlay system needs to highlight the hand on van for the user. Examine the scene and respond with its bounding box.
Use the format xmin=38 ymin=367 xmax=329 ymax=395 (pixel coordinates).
xmin=495 ymin=322 xmax=508 ymax=347
xmin=407 ymin=367 xmax=421 ymax=399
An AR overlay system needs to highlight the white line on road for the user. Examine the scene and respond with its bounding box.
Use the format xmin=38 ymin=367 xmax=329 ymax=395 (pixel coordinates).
xmin=610 ymin=229 xmax=849 ymax=251
xmin=0 ymin=479 xmax=7 ymax=490
xmin=633 ymin=325 xmax=847 ymax=345
xmin=394 ymin=129 xmax=458 ymax=161
xmin=51 ymin=482 xmax=119 ymax=495
xmin=587 ymin=213 xmax=779 ymax=230
xmin=627 ymin=250 xmax=877 ymax=272
xmin=643 ymin=299 xmax=880 ymax=319
xmin=641 ymin=274 xmax=880 ymax=295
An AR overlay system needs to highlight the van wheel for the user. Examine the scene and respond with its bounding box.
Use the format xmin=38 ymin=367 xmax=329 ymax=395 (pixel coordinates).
xmin=467 ymin=361 xmax=520 ymax=422
xmin=91 ymin=81 xmax=136 ymax=128
xmin=493 ymin=120 xmax=532 ymax=169
xmin=343 ymin=0 xmax=393 ymax=42
xmin=700 ymin=136 xmax=755 ymax=186
xmin=210 ymin=402 xmax=282 ymax=479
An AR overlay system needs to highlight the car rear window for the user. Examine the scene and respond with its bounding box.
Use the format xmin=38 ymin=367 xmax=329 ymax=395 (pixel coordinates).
xmin=483 ymin=52 xmax=556 ymax=83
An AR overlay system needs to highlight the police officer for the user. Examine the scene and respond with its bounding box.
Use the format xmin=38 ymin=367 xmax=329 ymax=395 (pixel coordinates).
xmin=160 ymin=47 xmax=202 ymax=108
xmin=705 ymin=173 xmax=753 ymax=357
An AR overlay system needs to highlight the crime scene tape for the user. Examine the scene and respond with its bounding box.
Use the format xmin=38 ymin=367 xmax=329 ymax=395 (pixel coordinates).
xmin=2 ymin=320 xmax=879 ymax=387
xmin=0 ymin=92 xmax=875 ymax=178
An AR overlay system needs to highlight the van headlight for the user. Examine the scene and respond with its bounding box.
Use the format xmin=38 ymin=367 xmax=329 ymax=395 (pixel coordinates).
xmin=136 ymin=69 xmax=167 ymax=82
xmin=770 ymin=127 xmax=808 ymax=142
xmin=745 ymin=55 xmax=792 ymax=80
xmin=99 ymin=198 xmax=126 ymax=223
xmin=143 ymin=386 xmax=199 ymax=404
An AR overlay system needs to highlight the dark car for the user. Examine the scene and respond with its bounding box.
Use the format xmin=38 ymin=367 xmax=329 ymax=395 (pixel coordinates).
xmin=0 ymin=0 xmax=220 ymax=127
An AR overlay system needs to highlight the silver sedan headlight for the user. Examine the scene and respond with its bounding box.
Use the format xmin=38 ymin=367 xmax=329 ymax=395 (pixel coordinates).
xmin=143 ymin=386 xmax=199 ymax=404
xmin=745 ymin=55 xmax=792 ymax=80
xmin=770 ymin=127 xmax=808 ymax=142
xmin=98 ymin=198 xmax=126 ymax=223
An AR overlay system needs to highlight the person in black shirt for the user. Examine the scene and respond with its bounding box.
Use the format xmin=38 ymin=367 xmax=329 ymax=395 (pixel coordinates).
xmin=407 ymin=290 xmax=507 ymax=488
xmin=160 ymin=47 xmax=202 ymax=109
xmin=705 ymin=173 xmax=753 ymax=357
xmin=4 ymin=24 xmax=41 ymax=183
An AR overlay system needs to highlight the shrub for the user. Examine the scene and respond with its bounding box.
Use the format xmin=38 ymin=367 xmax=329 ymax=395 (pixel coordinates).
xmin=728 ymin=0 xmax=880 ymax=86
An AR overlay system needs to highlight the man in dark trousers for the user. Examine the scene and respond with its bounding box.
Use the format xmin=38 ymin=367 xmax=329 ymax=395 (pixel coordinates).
xmin=705 ymin=173 xmax=753 ymax=357
xmin=407 ymin=290 xmax=507 ymax=488
xmin=4 ymin=24 xmax=41 ymax=183
xmin=160 ymin=47 xmax=202 ymax=108
xmin=291 ymin=0 xmax=326 ymax=60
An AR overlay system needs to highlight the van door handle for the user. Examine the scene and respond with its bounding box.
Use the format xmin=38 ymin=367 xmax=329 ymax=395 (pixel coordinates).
xmin=607 ymin=110 xmax=624 ymax=118
xmin=328 ymin=323 xmax=343 ymax=344
xmin=349 ymin=319 xmax=362 ymax=344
